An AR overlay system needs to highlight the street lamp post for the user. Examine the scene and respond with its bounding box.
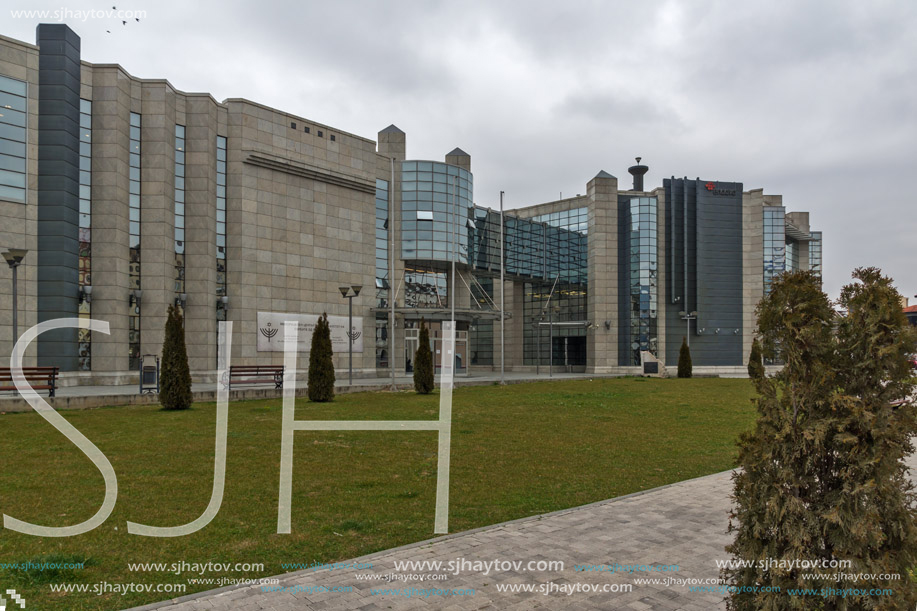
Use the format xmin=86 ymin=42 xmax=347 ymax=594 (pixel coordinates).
xmin=2 ymin=248 xmax=28 ymax=350
xmin=339 ymin=285 xmax=362 ymax=385
xmin=499 ymin=190 xmax=505 ymax=385
xmin=678 ymin=310 xmax=698 ymax=346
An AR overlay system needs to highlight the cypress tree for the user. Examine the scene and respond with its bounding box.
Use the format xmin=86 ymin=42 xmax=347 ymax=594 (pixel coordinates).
xmin=308 ymin=312 xmax=335 ymax=402
xmin=747 ymin=337 xmax=765 ymax=379
xmin=724 ymin=269 xmax=917 ymax=609
xmin=160 ymin=304 xmax=193 ymax=410
xmin=677 ymin=337 xmax=692 ymax=378
xmin=413 ymin=319 xmax=434 ymax=394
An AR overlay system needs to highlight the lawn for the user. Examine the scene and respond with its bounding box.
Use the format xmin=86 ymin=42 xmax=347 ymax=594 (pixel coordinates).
xmin=0 ymin=377 xmax=757 ymax=610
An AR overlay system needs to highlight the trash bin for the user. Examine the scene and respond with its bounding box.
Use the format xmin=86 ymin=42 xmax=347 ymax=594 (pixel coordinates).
xmin=139 ymin=354 xmax=159 ymax=394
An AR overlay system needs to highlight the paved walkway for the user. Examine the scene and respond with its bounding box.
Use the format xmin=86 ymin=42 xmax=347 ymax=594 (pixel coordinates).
xmin=130 ymin=451 xmax=917 ymax=611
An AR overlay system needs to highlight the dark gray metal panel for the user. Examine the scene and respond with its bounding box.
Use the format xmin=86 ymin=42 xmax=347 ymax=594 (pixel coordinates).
xmin=36 ymin=24 xmax=81 ymax=371
xmin=693 ymin=180 xmax=743 ymax=366
xmin=663 ymin=177 xmax=743 ymax=367
xmin=664 ymin=178 xmax=697 ymax=365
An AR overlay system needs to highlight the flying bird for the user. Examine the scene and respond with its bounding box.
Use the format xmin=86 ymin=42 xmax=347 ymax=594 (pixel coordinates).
xmin=135 ymin=18 xmax=140 ymax=21
xmin=122 ymin=20 xmax=127 ymax=25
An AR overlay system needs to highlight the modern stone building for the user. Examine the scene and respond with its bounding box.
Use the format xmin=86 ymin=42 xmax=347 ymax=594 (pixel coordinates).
xmin=0 ymin=24 xmax=822 ymax=384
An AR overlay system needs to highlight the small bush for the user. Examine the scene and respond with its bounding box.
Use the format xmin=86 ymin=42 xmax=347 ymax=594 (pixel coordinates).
xmin=413 ymin=319 xmax=434 ymax=394
xmin=308 ymin=313 xmax=335 ymax=402
xmin=747 ymin=337 xmax=765 ymax=379
xmin=677 ymin=337 xmax=692 ymax=378
xmin=160 ymin=305 xmax=193 ymax=410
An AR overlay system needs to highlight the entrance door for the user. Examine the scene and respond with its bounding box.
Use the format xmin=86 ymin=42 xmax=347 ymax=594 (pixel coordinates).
xmin=403 ymin=322 xmax=469 ymax=376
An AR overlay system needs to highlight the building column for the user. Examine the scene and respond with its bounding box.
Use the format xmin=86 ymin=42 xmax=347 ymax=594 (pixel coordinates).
xmin=587 ymin=171 xmax=618 ymax=373
xmin=137 ymin=82 xmax=177 ymax=363
xmin=35 ymin=24 xmax=82 ymax=370
xmin=184 ymin=97 xmax=219 ymax=374
xmin=742 ymin=189 xmax=764 ymax=364
xmin=89 ymin=67 xmax=132 ymax=376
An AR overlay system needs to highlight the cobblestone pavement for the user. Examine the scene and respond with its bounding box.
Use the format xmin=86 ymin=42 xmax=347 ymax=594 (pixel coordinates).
xmin=127 ymin=450 xmax=917 ymax=611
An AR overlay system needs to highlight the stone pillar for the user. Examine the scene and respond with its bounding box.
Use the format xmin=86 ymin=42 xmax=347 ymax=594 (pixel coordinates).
xmin=587 ymin=171 xmax=618 ymax=373
xmin=184 ymin=96 xmax=219 ymax=374
xmin=510 ymin=281 xmax=525 ymax=369
xmin=445 ymin=147 xmax=470 ymax=172
xmin=377 ymin=125 xmax=405 ymax=161
xmin=90 ymin=67 xmax=133 ymax=375
xmin=491 ymin=279 xmax=518 ymax=371
xmin=138 ymin=82 xmax=177 ymax=362
xmin=742 ymin=189 xmax=765 ymax=364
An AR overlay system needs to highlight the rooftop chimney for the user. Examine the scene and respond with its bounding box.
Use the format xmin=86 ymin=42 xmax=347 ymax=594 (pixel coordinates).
xmin=628 ymin=157 xmax=648 ymax=191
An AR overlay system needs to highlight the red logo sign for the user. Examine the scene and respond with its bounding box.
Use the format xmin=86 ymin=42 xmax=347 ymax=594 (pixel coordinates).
xmin=705 ymin=182 xmax=715 ymax=191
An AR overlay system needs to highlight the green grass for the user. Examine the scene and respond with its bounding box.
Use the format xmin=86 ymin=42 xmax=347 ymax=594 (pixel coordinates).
xmin=0 ymin=377 xmax=756 ymax=609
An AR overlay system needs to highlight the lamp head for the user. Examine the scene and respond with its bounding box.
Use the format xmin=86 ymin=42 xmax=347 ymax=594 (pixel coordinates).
xmin=352 ymin=285 xmax=362 ymax=297
xmin=339 ymin=286 xmax=351 ymax=298
xmin=2 ymin=248 xmax=27 ymax=267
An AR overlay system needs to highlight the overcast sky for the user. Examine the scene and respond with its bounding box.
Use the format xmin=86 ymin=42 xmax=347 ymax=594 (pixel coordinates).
xmin=3 ymin=0 xmax=915 ymax=300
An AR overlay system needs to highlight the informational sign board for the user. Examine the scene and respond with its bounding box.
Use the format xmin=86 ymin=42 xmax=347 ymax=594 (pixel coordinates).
xmin=256 ymin=312 xmax=363 ymax=353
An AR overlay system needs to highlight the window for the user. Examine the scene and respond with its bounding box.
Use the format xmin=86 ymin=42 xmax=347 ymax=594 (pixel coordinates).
xmin=290 ymin=121 xmax=296 ymax=129
xmin=78 ymin=99 xmax=92 ymax=371
xmin=216 ymin=135 xmax=228 ymax=351
xmin=763 ymin=206 xmax=786 ymax=294
xmin=129 ymin=112 xmax=142 ymax=370
xmin=174 ymin=125 xmax=186 ymax=313
xmin=317 ymin=130 xmax=323 ymax=138
xmin=0 ymin=75 xmax=27 ymax=203
xmin=330 ymin=134 xmax=335 ymax=142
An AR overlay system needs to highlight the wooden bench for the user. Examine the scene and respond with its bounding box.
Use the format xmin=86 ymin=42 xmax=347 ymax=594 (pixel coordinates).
xmin=223 ymin=365 xmax=284 ymax=391
xmin=0 ymin=367 xmax=60 ymax=397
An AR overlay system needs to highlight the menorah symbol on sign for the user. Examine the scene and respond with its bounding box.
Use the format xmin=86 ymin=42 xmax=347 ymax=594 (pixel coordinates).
xmin=347 ymin=328 xmax=361 ymax=344
xmin=260 ymin=324 xmax=279 ymax=342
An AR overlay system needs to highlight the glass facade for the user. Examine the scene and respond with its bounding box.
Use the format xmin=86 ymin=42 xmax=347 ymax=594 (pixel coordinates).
xmin=404 ymin=267 xmax=447 ymax=308
xmin=78 ymin=99 xmax=92 ymax=371
xmin=530 ymin=208 xmax=588 ymax=285
xmin=469 ymin=276 xmax=494 ymax=366
xmin=374 ymin=179 xmax=389 ymax=306
xmin=763 ymin=206 xmax=786 ymax=294
xmin=809 ymin=231 xmax=822 ymax=283
xmin=128 ymin=112 xmax=141 ymax=370
xmin=174 ymin=125 xmax=185 ymax=314
xmin=624 ymin=197 xmax=658 ymax=365
xmin=785 ymin=238 xmax=799 ymax=272
xmin=0 ymin=74 xmax=27 ymax=203
xmin=516 ymin=209 xmax=589 ymax=367
xmin=400 ymin=161 xmax=473 ymax=264
xmin=374 ymin=178 xmax=390 ymax=368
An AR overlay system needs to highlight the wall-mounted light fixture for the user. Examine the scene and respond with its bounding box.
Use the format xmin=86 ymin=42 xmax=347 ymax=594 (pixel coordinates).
xmin=174 ymin=292 xmax=187 ymax=307
xmin=604 ymin=320 xmax=611 ymax=330
xmin=130 ymin=289 xmax=143 ymax=304
xmin=217 ymin=295 xmax=229 ymax=310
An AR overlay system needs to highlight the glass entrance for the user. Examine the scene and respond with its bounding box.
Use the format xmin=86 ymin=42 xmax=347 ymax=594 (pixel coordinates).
xmin=404 ymin=321 xmax=468 ymax=376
